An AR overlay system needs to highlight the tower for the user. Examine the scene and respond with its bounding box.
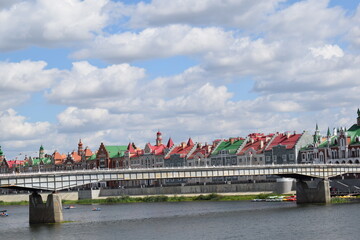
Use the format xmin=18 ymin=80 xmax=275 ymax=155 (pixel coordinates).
xmin=78 ymin=139 xmax=83 ymax=156
xmin=0 ymin=146 xmax=4 ymax=161
xmin=39 ymin=145 xmax=44 ymax=159
xmin=357 ymin=108 xmax=360 ymax=126
xmin=156 ymin=131 xmax=162 ymax=146
xmin=314 ymin=123 xmax=320 ymax=146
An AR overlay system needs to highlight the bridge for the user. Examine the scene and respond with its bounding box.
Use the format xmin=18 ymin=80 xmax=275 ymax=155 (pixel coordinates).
xmin=1 ymin=164 xmax=359 ymax=223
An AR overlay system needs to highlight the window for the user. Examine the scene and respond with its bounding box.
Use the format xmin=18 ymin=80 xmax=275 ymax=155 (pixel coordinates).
xmin=282 ymin=154 xmax=287 ymax=161
xmin=289 ymin=154 xmax=294 ymax=160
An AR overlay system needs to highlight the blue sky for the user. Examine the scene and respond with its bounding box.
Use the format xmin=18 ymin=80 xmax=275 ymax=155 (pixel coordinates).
xmin=0 ymin=0 xmax=360 ymax=159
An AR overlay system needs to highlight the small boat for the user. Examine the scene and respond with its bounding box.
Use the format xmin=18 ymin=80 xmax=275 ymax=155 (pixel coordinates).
xmin=64 ymin=205 xmax=76 ymax=209
xmin=92 ymin=208 xmax=101 ymax=211
xmin=251 ymin=199 xmax=266 ymax=202
xmin=0 ymin=212 xmax=8 ymax=217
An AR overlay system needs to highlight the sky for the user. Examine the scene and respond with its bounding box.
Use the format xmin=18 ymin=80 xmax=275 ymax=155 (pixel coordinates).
xmin=1 ymin=0 xmax=360 ymax=159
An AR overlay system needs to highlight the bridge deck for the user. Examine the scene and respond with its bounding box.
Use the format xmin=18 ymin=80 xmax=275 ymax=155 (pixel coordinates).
xmin=0 ymin=164 xmax=359 ymax=191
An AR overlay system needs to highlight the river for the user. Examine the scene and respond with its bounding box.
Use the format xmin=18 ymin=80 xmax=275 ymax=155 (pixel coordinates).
xmin=0 ymin=201 xmax=359 ymax=240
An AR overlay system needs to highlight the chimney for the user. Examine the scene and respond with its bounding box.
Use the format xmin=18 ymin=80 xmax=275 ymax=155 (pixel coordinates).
xmin=230 ymin=138 xmax=235 ymax=144
xmin=260 ymin=140 xmax=264 ymax=149
xmin=286 ymin=132 xmax=290 ymax=139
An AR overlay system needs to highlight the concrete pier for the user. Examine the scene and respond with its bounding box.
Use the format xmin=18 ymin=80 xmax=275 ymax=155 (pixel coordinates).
xmin=296 ymin=179 xmax=330 ymax=204
xmin=29 ymin=192 xmax=63 ymax=224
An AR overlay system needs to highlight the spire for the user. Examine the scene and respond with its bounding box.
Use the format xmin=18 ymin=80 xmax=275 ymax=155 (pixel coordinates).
xmin=187 ymin=138 xmax=194 ymax=146
xmin=127 ymin=142 xmax=135 ymax=153
xmin=78 ymin=139 xmax=84 ymax=155
xmin=166 ymin=138 xmax=174 ymax=148
xmin=0 ymin=146 xmax=3 ymax=156
xmin=358 ymin=108 xmax=360 ymax=117
xmin=156 ymin=131 xmax=162 ymax=146
xmin=327 ymin=127 xmax=331 ymax=137
xmin=314 ymin=123 xmax=320 ymax=144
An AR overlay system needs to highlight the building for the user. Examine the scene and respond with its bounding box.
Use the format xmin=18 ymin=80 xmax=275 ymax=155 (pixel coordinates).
xmin=264 ymin=131 xmax=312 ymax=165
xmin=210 ymin=137 xmax=245 ymax=166
xmin=237 ymin=133 xmax=276 ymax=165
xmin=164 ymin=138 xmax=196 ymax=167
xmin=299 ymin=110 xmax=360 ymax=164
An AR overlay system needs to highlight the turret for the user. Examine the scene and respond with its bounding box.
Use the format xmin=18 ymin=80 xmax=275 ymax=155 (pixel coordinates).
xmin=39 ymin=145 xmax=44 ymax=159
xmin=357 ymin=108 xmax=360 ymax=126
xmin=156 ymin=131 xmax=162 ymax=146
xmin=0 ymin=146 xmax=4 ymax=161
xmin=314 ymin=123 xmax=320 ymax=146
xmin=78 ymin=139 xmax=83 ymax=156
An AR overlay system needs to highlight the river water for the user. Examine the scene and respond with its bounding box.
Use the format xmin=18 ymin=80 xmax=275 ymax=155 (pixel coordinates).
xmin=0 ymin=201 xmax=359 ymax=240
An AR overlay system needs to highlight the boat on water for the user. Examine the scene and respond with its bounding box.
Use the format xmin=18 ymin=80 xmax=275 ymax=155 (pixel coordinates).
xmin=92 ymin=208 xmax=101 ymax=211
xmin=64 ymin=205 xmax=76 ymax=209
xmin=252 ymin=195 xmax=297 ymax=202
xmin=0 ymin=210 xmax=8 ymax=217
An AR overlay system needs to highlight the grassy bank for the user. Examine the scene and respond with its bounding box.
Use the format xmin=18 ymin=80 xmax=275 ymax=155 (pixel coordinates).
xmin=0 ymin=193 xmax=284 ymax=206
xmin=62 ymin=193 xmax=280 ymax=205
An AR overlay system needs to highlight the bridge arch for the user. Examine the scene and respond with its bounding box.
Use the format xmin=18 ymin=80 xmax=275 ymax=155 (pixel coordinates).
xmin=355 ymin=159 xmax=360 ymax=164
xmin=348 ymin=160 xmax=353 ymax=164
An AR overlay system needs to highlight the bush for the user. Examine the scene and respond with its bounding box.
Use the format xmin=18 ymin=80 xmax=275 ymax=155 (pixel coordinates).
xmin=142 ymin=195 xmax=169 ymax=202
xmin=192 ymin=193 xmax=220 ymax=201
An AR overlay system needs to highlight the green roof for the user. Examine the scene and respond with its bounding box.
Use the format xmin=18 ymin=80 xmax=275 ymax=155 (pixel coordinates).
xmin=30 ymin=157 xmax=52 ymax=166
xmin=88 ymin=154 xmax=97 ymax=161
xmin=0 ymin=146 xmax=3 ymax=156
xmin=347 ymin=124 xmax=360 ymax=144
xmin=211 ymin=139 xmax=244 ymax=155
xmin=105 ymin=145 xmax=127 ymax=158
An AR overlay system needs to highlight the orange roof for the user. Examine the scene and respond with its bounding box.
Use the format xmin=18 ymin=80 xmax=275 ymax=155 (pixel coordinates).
xmin=71 ymin=151 xmax=81 ymax=162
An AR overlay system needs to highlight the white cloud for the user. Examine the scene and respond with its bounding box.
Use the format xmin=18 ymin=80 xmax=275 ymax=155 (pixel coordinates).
xmin=0 ymin=60 xmax=58 ymax=110
xmin=73 ymin=25 xmax=232 ymax=62
xmin=0 ymin=60 xmax=56 ymax=92
xmin=265 ymin=0 xmax=348 ymax=42
xmin=128 ymin=0 xmax=284 ymax=28
xmin=310 ymin=44 xmax=344 ymax=59
xmin=47 ymin=61 xmax=145 ymax=105
xmin=0 ymin=0 xmax=109 ymax=50
xmin=0 ymin=109 xmax=51 ymax=140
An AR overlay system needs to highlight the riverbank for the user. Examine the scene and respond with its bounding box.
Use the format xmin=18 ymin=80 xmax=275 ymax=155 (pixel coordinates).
xmin=0 ymin=192 xmax=293 ymax=205
xmin=1 ymin=192 xmax=357 ymax=205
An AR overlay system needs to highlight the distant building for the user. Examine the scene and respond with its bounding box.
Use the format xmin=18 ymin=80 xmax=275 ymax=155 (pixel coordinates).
xmin=299 ymin=110 xmax=360 ymax=164
xmin=264 ymin=131 xmax=312 ymax=165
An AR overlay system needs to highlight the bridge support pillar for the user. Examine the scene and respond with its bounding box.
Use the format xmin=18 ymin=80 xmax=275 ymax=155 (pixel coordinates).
xmin=296 ymin=179 xmax=330 ymax=204
xmin=29 ymin=192 xmax=63 ymax=224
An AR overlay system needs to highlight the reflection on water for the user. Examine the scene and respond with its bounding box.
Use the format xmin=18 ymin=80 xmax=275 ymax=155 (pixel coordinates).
xmin=0 ymin=201 xmax=359 ymax=240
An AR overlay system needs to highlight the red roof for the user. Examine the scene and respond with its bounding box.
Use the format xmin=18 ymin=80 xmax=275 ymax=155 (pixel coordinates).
xmin=187 ymin=138 xmax=194 ymax=146
xmin=167 ymin=138 xmax=174 ymax=148
xmin=265 ymin=133 xmax=302 ymax=151
xmin=166 ymin=141 xmax=194 ymax=159
xmin=7 ymin=160 xmax=24 ymax=168
xmin=187 ymin=144 xmax=212 ymax=160
xmin=238 ymin=135 xmax=272 ymax=155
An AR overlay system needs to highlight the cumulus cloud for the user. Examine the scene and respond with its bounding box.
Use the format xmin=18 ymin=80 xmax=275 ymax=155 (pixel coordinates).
xmin=0 ymin=0 xmax=109 ymax=50
xmin=47 ymin=61 xmax=145 ymax=105
xmin=310 ymin=44 xmax=344 ymax=59
xmin=0 ymin=60 xmax=59 ymax=110
xmin=0 ymin=60 xmax=57 ymax=92
xmin=128 ymin=0 xmax=284 ymax=28
xmin=264 ymin=0 xmax=348 ymax=42
xmin=72 ymin=25 xmax=232 ymax=62
xmin=0 ymin=109 xmax=51 ymax=140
